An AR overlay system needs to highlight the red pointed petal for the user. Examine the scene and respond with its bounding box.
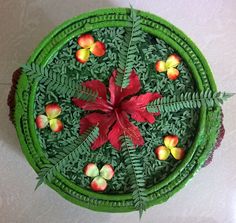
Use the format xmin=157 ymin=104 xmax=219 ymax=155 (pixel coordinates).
xmin=72 ymin=80 xmax=112 ymax=112
xmin=77 ymin=34 xmax=94 ymax=48
xmin=80 ymin=112 xmax=116 ymax=150
xmin=49 ymin=119 xmax=63 ymax=132
xmin=170 ymin=147 xmax=185 ymax=160
xmin=107 ymin=121 xmax=123 ymax=149
xmin=90 ymin=41 xmax=106 ymax=57
xmin=84 ymin=163 xmax=99 ymax=177
xmin=155 ymin=146 xmax=170 ymax=160
xmin=83 ymin=80 xmax=107 ymax=100
xmin=109 ymin=70 xmax=141 ymax=106
xmin=167 ymin=68 xmax=179 ymax=80
xmin=72 ymin=98 xmax=112 ymax=112
xmin=91 ymin=176 xmax=107 ymax=191
xmin=100 ymin=164 xmax=114 ymax=180
xmin=108 ymin=112 xmax=144 ymax=150
xmin=45 ymin=103 xmax=61 ymax=119
xmin=121 ymin=92 xmax=161 ymax=123
xmin=75 ymin=49 xmax=90 ymax=63
xmin=155 ymin=61 xmax=166 ymax=72
xmin=35 ymin=115 xmax=48 ymax=129
xmin=164 ymin=135 xmax=179 ymax=148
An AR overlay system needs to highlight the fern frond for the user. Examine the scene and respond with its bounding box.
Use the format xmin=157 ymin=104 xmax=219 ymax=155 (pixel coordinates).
xmin=22 ymin=63 xmax=98 ymax=101
xmin=121 ymin=135 xmax=146 ymax=218
xmin=36 ymin=126 xmax=99 ymax=189
xmin=22 ymin=63 xmax=77 ymax=98
xmin=115 ymin=7 xmax=142 ymax=88
xmin=147 ymin=90 xmax=234 ymax=113
xmin=75 ymin=85 xmax=98 ymax=102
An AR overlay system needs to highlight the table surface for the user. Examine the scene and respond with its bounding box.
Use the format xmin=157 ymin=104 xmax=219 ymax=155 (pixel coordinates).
xmin=0 ymin=0 xmax=236 ymax=223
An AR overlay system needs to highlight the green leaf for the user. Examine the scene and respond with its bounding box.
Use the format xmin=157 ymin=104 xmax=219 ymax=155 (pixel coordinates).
xmin=34 ymin=176 xmax=44 ymax=191
xmin=147 ymin=90 xmax=234 ymax=113
xmin=115 ymin=7 xmax=142 ymax=88
xmin=35 ymin=126 xmax=99 ymax=188
xmin=22 ymin=63 xmax=77 ymax=98
xmin=22 ymin=63 xmax=98 ymax=101
xmin=121 ymin=135 xmax=147 ymax=218
xmin=75 ymin=85 xmax=98 ymax=102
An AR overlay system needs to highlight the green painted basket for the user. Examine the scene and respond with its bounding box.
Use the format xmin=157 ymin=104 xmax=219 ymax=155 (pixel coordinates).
xmin=8 ymin=8 xmax=223 ymax=212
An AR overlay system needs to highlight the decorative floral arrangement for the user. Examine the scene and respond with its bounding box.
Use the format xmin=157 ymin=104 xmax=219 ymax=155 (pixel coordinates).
xmin=72 ymin=70 xmax=160 ymax=150
xmin=20 ymin=7 xmax=233 ymax=217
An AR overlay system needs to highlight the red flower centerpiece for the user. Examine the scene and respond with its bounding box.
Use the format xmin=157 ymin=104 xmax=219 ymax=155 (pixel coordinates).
xmin=73 ymin=70 xmax=161 ymax=150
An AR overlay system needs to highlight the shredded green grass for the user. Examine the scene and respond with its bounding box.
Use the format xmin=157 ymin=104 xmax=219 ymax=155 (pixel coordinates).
xmin=35 ymin=27 xmax=199 ymax=193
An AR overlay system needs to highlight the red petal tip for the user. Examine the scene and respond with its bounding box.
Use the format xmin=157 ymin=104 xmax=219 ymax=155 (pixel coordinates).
xmin=100 ymin=164 xmax=114 ymax=180
xmin=90 ymin=41 xmax=106 ymax=57
xmin=84 ymin=163 xmax=99 ymax=177
xmin=155 ymin=61 xmax=166 ymax=73
xmin=76 ymin=49 xmax=90 ymax=63
xmin=78 ymin=34 xmax=94 ymax=48
xmin=49 ymin=119 xmax=63 ymax=132
xmin=155 ymin=146 xmax=170 ymax=160
xmin=171 ymin=147 xmax=185 ymax=160
xmin=164 ymin=135 xmax=179 ymax=148
xmin=167 ymin=68 xmax=180 ymax=80
xmin=45 ymin=103 xmax=61 ymax=119
xmin=91 ymin=176 xmax=107 ymax=191
xmin=35 ymin=115 xmax=48 ymax=129
xmin=166 ymin=54 xmax=181 ymax=68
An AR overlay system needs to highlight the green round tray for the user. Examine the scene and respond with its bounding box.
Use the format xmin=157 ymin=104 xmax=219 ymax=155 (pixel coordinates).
xmin=12 ymin=8 xmax=222 ymax=212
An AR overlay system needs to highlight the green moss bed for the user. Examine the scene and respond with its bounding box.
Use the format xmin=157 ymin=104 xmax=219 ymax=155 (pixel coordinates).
xmin=34 ymin=27 xmax=199 ymax=194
